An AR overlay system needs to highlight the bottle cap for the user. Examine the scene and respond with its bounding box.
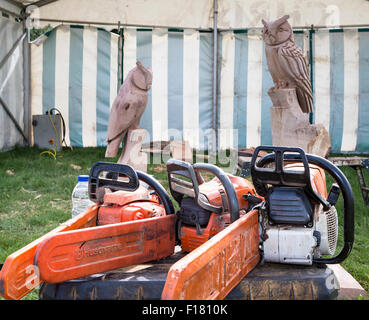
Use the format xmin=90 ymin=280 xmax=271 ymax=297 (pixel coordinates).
xmin=78 ymin=175 xmax=89 ymax=182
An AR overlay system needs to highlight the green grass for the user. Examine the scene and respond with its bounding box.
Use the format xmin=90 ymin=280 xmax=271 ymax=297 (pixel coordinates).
xmin=0 ymin=146 xmax=368 ymax=300
xmin=328 ymin=166 xmax=369 ymax=299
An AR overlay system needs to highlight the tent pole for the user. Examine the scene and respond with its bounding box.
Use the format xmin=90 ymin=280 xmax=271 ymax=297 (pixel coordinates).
xmin=118 ymin=21 xmax=122 ymax=87
xmin=38 ymin=18 xmax=213 ymax=31
xmin=212 ymin=0 xmax=218 ymax=153
xmin=3 ymin=0 xmax=24 ymax=10
xmin=23 ymin=20 xmax=31 ymax=146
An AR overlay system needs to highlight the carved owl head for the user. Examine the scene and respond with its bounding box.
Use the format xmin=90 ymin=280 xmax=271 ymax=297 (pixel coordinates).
xmin=262 ymin=15 xmax=293 ymax=46
xmin=132 ymin=61 xmax=152 ymax=91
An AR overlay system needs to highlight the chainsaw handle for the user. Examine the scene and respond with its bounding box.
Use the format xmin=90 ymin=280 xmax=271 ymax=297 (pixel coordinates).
xmin=300 ymin=154 xmax=354 ymax=265
xmin=193 ymin=163 xmax=240 ymax=223
xmin=251 ymin=146 xmax=331 ymax=210
xmin=255 ymin=151 xmax=354 ymax=265
xmin=136 ymin=171 xmax=175 ymax=215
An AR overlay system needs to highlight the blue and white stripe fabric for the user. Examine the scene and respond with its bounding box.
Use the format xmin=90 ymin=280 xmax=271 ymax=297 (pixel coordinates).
xmin=30 ymin=25 xmax=369 ymax=153
xmin=313 ymin=29 xmax=369 ymax=153
xmin=31 ymin=25 xmax=119 ymax=147
xmin=122 ymin=28 xmax=216 ymax=150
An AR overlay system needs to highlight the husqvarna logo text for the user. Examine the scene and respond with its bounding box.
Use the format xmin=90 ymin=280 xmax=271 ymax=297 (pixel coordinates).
xmin=75 ymin=243 xmax=123 ymax=260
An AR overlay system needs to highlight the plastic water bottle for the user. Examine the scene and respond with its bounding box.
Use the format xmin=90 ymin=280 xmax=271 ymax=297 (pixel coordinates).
xmin=72 ymin=175 xmax=94 ymax=218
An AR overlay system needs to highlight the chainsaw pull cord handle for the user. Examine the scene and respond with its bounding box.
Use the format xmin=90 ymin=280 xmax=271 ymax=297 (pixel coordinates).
xmin=136 ymin=171 xmax=175 ymax=215
xmin=255 ymin=151 xmax=354 ymax=265
xmin=193 ymin=163 xmax=240 ymax=223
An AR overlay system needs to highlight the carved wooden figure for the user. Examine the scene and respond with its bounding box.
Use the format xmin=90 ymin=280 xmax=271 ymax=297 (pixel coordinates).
xmin=262 ymin=15 xmax=331 ymax=157
xmin=262 ymin=15 xmax=313 ymax=114
xmin=105 ymin=61 xmax=152 ymax=168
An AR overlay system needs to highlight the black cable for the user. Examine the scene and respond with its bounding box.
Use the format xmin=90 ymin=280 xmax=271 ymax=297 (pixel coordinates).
xmin=48 ymin=107 xmax=72 ymax=149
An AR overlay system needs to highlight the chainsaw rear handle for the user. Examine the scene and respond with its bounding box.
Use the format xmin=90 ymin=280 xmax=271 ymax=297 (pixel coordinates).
xmin=251 ymin=146 xmax=311 ymax=189
xmin=253 ymin=148 xmax=355 ymax=265
xmin=166 ymin=159 xmax=223 ymax=214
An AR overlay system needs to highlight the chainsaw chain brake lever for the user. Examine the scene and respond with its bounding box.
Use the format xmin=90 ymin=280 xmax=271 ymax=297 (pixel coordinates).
xmin=251 ymin=146 xmax=331 ymax=211
xmin=166 ymin=159 xmax=222 ymax=214
xmin=166 ymin=159 xmax=240 ymax=222
xmin=88 ymin=161 xmax=175 ymax=215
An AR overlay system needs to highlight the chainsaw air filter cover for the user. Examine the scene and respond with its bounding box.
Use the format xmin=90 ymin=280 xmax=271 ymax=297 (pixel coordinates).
xmin=267 ymin=187 xmax=313 ymax=226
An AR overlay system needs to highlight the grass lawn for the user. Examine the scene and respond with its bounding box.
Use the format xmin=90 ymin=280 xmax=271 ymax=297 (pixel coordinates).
xmin=0 ymin=146 xmax=368 ymax=300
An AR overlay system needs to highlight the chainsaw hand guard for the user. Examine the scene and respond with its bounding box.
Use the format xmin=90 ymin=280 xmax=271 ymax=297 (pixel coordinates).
xmin=193 ymin=163 xmax=240 ymax=223
xmin=166 ymin=159 xmax=240 ymax=223
xmin=88 ymin=162 xmax=140 ymax=202
xmin=251 ymin=146 xmax=330 ymax=211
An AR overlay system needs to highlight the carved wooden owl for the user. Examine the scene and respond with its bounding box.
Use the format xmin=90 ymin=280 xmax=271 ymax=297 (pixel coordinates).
xmin=105 ymin=61 xmax=152 ymax=158
xmin=262 ymin=15 xmax=313 ymax=114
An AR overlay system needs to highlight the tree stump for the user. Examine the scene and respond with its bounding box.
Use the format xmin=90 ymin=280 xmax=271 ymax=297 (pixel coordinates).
xmin=117 ymin=128 xmax=147 ymax=172
xmin=269 ymin=88 xmax=331 ymax=158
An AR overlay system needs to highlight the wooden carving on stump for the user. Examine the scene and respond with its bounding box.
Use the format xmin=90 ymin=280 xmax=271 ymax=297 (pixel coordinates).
xmin=105 ymin=61 xmax=152 ymax=171
xmin=262 ymin=15 xmax=330 ymax=157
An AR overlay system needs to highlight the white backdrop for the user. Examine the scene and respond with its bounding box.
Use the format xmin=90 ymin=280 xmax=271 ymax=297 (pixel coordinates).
xmin=0 ymin=15 xmax=25 ymax=151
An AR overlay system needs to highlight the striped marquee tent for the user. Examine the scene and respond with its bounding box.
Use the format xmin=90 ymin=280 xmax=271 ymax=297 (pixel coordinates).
xmin=1 ymin=0 xmax=369 ymax=153
xmin=31 ymin=25 xmax=119 ymax=148
xmin=31 ymin=25 xmax=369 ymax=153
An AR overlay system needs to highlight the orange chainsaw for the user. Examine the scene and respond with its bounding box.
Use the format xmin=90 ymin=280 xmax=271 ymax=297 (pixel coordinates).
xmin=165 ymin=159 xmax=262 ymax=252
xmin=160 ymin=159 xmax=262 ymax=299
xmin=161 ymin=146 xmax=355 ymax=299
xmin=0 ymin=162 xmax=177 ymax=300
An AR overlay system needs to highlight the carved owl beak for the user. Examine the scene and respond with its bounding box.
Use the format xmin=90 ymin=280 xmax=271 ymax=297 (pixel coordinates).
xmin=144 ymin=68 xmax=153 ymax=90
xmin=268 ymin=34 xmax=276 ymax=44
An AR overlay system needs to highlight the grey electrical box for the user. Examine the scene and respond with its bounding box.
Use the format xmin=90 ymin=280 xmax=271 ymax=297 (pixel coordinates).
xmin=32 ymin=114 xmax=63 ymax=151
